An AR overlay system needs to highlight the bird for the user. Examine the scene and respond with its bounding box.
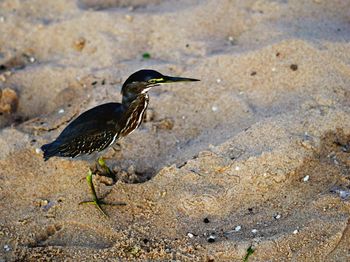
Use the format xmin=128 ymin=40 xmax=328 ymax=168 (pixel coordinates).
xmin=41 ymin=69 xmax=200 ymax=216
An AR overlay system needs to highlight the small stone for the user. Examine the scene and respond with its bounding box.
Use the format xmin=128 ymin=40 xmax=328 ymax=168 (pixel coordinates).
xmin=271 ymin=67 xmax=276 ymax=72
xmin=211 ymin=105 xmax=218 ymax=112
xmin=207 ymin=235 xmax=216 ymax=243
xmin=216 ymin=78 xmax=221 ymax=83
xmin=290 ymin=64 xmax=298 ymax=71
xmin=293 ymin=229 xmax=298 ymax=234
xmin=235 ymin=225 xmax=241 ymax=231
xmin=339 ymin=190 xmax=350 ymax=199
xmin=34 ymin=198 xmax=49 ymax=207
xmin=0 ymin=88 xmax=18 ymax=114
xmin=35 ymin=148 xmax=42 ymax=154
xmin=303 ymin=175 xmax=310 ymax=182
xmin=74 ymin=37 xmax=86 ymax=52
xmin=58 ymin=108 xmax=65 ymax=114
xmin=251 ymin=229 xmax=258 ymax=234
xmin=3 ymin=244 xmax=10 ymax=252
xmin=187 ymin=232 xmax=194 ymax=238
xmin=203 ymin=217 xmax=210 ymax=223
xmin=0 ymin=74 xmax=6 ymax=82
xmin=235 ymin=166 xmax=240 ymax=171
xmin=274 ymin=214 xmax=281 ymax=220
xmin=228 ymin=36 xmax=235 ymax=45
xmin=0 ymin=17 xmax=5 ymax=22
xmin=29 ymin=56 xmax=36 ymax=63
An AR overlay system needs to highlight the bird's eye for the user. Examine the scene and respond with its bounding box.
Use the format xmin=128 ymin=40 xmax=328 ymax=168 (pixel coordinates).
xmin=148 ymin=78 xmax=164 ymax=84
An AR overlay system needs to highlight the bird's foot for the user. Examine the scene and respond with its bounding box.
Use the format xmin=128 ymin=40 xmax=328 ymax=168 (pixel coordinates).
xmin=79 ymin=170 xmax=126 ymax=217
xmin=79 ymin=170 xmax=108 ymax=217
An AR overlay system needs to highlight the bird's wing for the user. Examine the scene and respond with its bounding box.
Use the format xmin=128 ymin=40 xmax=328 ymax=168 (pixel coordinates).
xmin=58 ymin=102 xmax=125 ymax=140
xmin=42 ymin=103 xmax=125 ymax=159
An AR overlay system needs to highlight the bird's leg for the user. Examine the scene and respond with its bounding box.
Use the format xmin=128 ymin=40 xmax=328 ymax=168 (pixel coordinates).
xmin=79 ymin=169 xmax=109 ymax=217
xmin=98 ymin=157 xmax=112 ymax=176
xmin=79 ymin=161 xmax=125 ymax=217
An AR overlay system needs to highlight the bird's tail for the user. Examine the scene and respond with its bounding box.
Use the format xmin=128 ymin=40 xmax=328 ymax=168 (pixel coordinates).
xmin=41 ymin=141 xmax=60 ymax=161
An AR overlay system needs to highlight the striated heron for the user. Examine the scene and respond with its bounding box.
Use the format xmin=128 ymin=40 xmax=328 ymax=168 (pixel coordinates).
xmin=41 ymin=69 xmax=199 ymax=216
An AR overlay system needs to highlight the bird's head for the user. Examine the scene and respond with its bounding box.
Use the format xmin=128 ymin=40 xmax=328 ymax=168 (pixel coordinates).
xmin=121 ymin=69 xmax=199 ymax=103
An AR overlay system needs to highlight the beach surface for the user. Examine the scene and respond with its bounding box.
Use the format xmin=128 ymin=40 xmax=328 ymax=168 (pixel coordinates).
xmin=1 ymin=0 xmax=350 ymax=261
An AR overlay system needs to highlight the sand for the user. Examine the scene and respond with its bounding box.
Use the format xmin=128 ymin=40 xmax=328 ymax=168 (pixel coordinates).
xmin=1 ymin=0 xmax=350 ymax=261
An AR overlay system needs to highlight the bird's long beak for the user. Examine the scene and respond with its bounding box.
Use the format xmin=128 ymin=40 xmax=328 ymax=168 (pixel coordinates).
xmin=162 ymin=75 xmax=200 ymax=83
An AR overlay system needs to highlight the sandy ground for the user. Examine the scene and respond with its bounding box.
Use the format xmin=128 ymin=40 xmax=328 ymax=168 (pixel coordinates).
xmin=1 ymin=0 xmax=350 ymax=261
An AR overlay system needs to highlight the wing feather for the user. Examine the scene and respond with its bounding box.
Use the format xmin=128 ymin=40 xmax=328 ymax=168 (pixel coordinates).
xmin=41 ymin=103 xmax=125 ymax=160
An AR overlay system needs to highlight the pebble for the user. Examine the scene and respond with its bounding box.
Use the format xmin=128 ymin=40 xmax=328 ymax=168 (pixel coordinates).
xmin=228 ymin=36 xmax=235 ymax=44
xmin=235 ymin=166 xmax=240 ymax=171
xmin=216 ymin=78 xmax=221 ymax=83
xmin=58 ymin=108 xmax=65 ymax=114
xmin=235 ymin=225 xmax=241 ymax=231
xmin=303 ymin=175 xmax=309 ymax=182
xmin=251 ymin=229 xmax=258 ymax=234
xmin=187 ymin=232 xmax=194 ymax=238
xmin=0 ymin=17 xmax=4 ymax=22
xmin=29 ymin=56 xmax=36 ymax=63
xmin=207 ymin=235 xmax=216 ymax=243
xmin=339 ymin=190 xmax=350 ymax=199
xmin=0 ymin=88 xmax=18 ymax=114
xmin=332 ymin=188 xmax=350 ymax=200
xmin=203 ymin=217 xmax=210 ymax=223
xmin=290 ymin=64 xmax=298 ymax=71
xmin=35 ymin=148 xmax=42 ymax=154
xmin=272 ymin=67 xmax=277 ymax=72
xmin=211 ymin=105 xmax=218 ymax=112
xmin=4 ymin=244 xmax=10 ymax=252
xmin=74 ymin=37 xmax=86 ymax=52
xmin=274 ymin=214 xmax=281 ymax=220
xmin=293 ymin=229 xmax=298 ymax=234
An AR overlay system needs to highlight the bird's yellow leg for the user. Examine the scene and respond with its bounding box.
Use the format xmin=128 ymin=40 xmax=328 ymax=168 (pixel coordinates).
xmin=79 ymin=169 xmax=109 ymax=218
xmin=79 ymin=169 xmax=126 ymax=217
xmin=98 ymin=157 xmax=112 ymax=176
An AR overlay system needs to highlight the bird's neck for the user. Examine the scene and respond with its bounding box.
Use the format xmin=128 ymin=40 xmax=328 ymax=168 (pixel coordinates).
xmin=122 ymin=92 xmax=140 ymax=107
xmin=119 ymin=93 xmax=149 ymax=137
